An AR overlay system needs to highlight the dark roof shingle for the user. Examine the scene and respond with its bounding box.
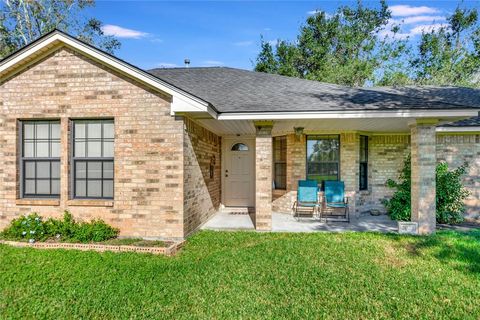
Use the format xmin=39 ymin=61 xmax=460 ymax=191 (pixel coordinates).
xmin=148 ymin=67 xmax=480 ymax=113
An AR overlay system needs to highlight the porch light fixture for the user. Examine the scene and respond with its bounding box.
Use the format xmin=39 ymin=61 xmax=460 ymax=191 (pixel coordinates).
xmin=294 ymin=127 xmax=304 ymax=141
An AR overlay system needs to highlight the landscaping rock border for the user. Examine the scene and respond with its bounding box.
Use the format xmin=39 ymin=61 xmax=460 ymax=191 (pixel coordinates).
xmin=0 ymin=240 xmax=185 ymax=256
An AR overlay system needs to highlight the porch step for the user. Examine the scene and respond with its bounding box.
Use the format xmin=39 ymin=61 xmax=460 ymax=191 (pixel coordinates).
xmin=221 ymin=207 xmax=254 ymax=216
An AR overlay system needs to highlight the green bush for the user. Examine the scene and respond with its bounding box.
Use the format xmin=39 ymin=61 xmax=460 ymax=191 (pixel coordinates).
xmin=383 ymin=154 xmax=470 ymax=224
xmin=0 ymin=211 xmax=119 ymax=243
xmin=0 ymin=213 xmax=48 ymax=241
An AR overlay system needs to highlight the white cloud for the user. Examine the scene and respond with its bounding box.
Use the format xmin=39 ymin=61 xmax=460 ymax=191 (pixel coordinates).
xmin=390 ymin=5 xmax=439 ymax=17
xmin=378 ymin=29 xmax=411 ymax=40
xmin=233 ymin=40 xmax=254 ymax=47
xmin=400 ymin=15 xmax=445 ymax=24
xmin=202 ymin=60 xmax=224 ymax=66
xmin=307 ymin=10 xmax=319 ymax=15
xmin=101 ymin=24 xmax=148 ymax=39
xmin=409 ymin=23 xmax=448 ymax=35
xmin=156 ymin=62 xmax=178 ymax=68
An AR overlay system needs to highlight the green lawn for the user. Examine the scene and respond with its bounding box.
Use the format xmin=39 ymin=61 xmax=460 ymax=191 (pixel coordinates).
xmin=1 ymin=230 xmax=479 ymax=319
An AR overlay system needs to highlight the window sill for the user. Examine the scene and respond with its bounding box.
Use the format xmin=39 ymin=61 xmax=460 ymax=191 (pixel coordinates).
xmin=66 ymin=199 xmax=114 ymax=207
xmin=16 ymin=199 xmax=60 ymax=206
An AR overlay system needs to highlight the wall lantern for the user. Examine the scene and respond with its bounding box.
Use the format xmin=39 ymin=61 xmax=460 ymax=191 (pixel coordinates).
xmin=294 ymin=127 xmax=304 ymax=141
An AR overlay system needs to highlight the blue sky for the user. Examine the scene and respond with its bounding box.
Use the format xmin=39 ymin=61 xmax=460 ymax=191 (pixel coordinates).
xmin=89 ymin=1 xmax=480 ymax=70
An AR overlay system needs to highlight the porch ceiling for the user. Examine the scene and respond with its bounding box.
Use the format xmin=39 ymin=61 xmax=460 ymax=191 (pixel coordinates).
xmin=197 ymin=117 xmax=466 ymax=136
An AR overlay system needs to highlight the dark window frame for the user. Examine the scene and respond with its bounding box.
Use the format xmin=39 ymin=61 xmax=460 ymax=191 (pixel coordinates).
xmin=273 ymin=136 xmax=287 ymax=190
xmin=306 ymin=135 xmax=340 ymax=190
xmin=72 ymin=120 xmax=114 ymax=200
xmin=20 ymin=120 xmax=61 ymax=198
xmin=359 ymin=135 xmax=368 ymax=191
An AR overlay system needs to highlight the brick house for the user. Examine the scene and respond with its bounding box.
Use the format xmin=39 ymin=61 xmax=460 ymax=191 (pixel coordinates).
xmin=0 ymin=30 xmax=479 ymax=239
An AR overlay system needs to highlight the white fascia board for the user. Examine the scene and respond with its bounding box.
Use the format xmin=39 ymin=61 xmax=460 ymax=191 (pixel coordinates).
xmin=436 ymin=126 xmax=480 ymax=132
xmin=0 ymin=32 xmax=215 ymax=118
xmin=217 ymin=109 xmax=480 ymax=120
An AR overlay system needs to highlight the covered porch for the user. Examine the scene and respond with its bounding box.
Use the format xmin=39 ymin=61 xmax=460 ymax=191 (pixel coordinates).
xmin=196 ymin=112 xmax=475 ymax=235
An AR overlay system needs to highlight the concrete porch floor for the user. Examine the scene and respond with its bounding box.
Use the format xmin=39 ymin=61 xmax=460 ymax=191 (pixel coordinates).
xmin=202 ymin=210 xmax=398 ymax=233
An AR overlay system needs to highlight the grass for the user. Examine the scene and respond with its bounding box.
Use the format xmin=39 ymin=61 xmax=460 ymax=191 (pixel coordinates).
xmin=1 ymin=230 xmax=480 ymax=319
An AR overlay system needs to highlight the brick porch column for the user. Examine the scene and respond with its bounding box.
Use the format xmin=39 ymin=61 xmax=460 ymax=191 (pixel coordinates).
xmin=410 ymin=120 xmax=437 ymax=234
xmin=255 ymin=121 xmax=273 ymax=231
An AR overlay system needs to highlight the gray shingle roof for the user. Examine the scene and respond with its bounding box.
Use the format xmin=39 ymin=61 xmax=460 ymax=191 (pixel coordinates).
xmin=442 ymin=116 xmax=480 ymax=127
xmin=148 ymin=67 xmax=480 ymax=114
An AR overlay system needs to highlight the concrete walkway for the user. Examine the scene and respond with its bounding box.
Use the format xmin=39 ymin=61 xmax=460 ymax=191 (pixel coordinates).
xmin=202 ymin=210 xmax=398 ymax=233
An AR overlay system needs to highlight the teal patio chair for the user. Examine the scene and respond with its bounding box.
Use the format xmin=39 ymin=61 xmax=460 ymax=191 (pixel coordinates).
xmin=292 ymin=180 xmax=319 ymax=220
xmin=322 ymin=181 xmax=349 ymax=222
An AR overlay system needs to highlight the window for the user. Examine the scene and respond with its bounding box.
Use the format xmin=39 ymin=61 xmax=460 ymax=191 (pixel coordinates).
xmin=273 ymin=136 xmax=286 ymax=189
xmin=72 ymin=120 xmax=114 ymax=199
xmin=359 ymin=135 xmax=368 ymax=190
xmin=306 ymin=135 xmax=340 ymax=188
xmin=231 ymin=143 xmax=249 ymax=151
xmin=21 ymin=121 xmax=61 ymax=198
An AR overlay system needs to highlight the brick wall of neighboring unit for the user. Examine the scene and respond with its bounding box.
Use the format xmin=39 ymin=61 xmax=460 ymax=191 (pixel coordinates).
xmin=183 ymin=118 xmax=221 ymax=236
xmin=0 ymin=48 xmax=185 ymax=239
xmin=437 ymin=134 xmax=480 ymax=221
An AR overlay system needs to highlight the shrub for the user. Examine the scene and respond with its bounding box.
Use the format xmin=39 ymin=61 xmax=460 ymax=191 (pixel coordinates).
xmin=383 ymin=154 xmax=470 ymax=224
xmin=0 ymin=211 xmax=119 ymax=243
xmin=0 ymin=213 xmax=48 ymax=242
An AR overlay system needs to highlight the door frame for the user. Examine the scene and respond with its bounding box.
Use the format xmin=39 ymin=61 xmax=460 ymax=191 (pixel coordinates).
xmin=221 ymin=135 xmax=255 ymax=207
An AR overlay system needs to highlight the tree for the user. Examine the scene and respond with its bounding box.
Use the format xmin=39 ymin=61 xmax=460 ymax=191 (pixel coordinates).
xmin=254 ymin=2 xmax=480 ymax=88
xmin=255 ymin=1 xmax=397 ymax=87
xmin=0 ymin=0 xmax=120 ymax=59
xmin=409 ymin=7 xmax=480 ymax=87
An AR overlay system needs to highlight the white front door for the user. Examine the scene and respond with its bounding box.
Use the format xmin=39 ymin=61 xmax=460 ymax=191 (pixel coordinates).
xmin=223 ymin=138 xmax=255 ymax=207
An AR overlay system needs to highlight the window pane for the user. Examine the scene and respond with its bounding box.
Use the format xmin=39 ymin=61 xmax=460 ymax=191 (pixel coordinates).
xmin=103 ymin=180 xmax=113 ymax=198
xmin=51 ymin=180 xmax=60 ymax=195
xmin=306 ymin=136 xmax=339 ymax=187
xmin=103 ymin=122 xmax=114 ymax=139
xmin=25 ymin=180 xmax=35 ymax=194
xmin=231 ymin=143 xmax=248 ymax=151
xmin=24 ymin=142 xmax=35 ymax=157
xmin=24 ymin=124 xmax=35 ymax=139
xmin=75 ymin=162 xmax=87 ymax=179
xmin=75 ymin=123 xmax=86 ymax=139
xmin=75 ymin=180 xmax=86 ymax=197
xmin=75 ymin=141 xmax=86 ymax=157
xmin=103 ymin=162 xmax=114 ymax=179
xmin=88 ymin=162 xmax=102 ymax=179
xmin=36 ymin=123 xmax=49 ymax=139
xmin=36 ymin=162 xmax=50 ymax=178
xmin=87 ymin=141 xmax=102 ymax=157
xmin=87 ymin=180 xmax=102 ymax=197
xmin=51 ymin=161 xmax=60 ymax=179
xmin=37 ymin=180 xmax=50 ymax=194
xmin=25 ymin=162 xmax=35 ymax=178
xmin=88 ymin=123 xmax=102 ymax=139
xmin=51 ymin=123 xmax=60 ymax=140
xmin=103 ymin=141 xmax=114 ymax=157
xmin=36 ymin=141 xmax=49 ymax=157
xmin=51 ymin=141 xmax=61 ymax=157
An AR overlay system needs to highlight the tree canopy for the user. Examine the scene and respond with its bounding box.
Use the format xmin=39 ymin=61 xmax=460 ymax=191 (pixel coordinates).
xmin=254 ymin=1 xmax=480 ymax=88
xmin=0 ymin=0 xmax=120 ymax=59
